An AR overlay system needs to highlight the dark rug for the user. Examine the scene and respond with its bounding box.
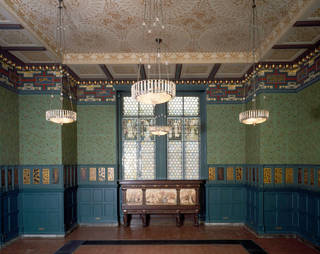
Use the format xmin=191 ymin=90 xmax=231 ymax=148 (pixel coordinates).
xmin=54 ymin=239 xmax=267 ymax=254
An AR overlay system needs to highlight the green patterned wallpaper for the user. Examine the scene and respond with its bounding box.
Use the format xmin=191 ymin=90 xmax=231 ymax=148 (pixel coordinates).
xmin=207 ymin=104 xmax=246 ymax=164
xmin=77 ymin=105 xmax=116 ymax=164
xmin=245 ymin=99 xmax=261 ymax=164
xmin=258 ymin=93 xmax=299 ymax=164
xmin=62 ymin=99 xmax=77 ymax=165
xmin=19 ymin=95 xmax=62 ymax=165
xmin=297 ymin=81 xmax=320 ymax=164
xmin=0 ymin=86 xmax=19 ymax=165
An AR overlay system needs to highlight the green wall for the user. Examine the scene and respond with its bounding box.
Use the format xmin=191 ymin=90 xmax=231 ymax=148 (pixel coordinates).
xmin=77 ymin=104 xmax=116 ymax=164
xmin=207 ymin=104 xmax=246 ymax=164
xmin=245 ymin=80 xmax=320 ymax=165
xmin=62 ymin=100 xmax=77 ymax=165
xmin=19 ymin=95 xmax=62 ymax=165
xmin=0 ymin=86 xmax=19 ymax=165
xmin=297 ymin=81 xmax=320 ymax=164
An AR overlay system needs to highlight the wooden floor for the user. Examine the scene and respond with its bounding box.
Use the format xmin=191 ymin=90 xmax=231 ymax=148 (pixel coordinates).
xmin=0 ymin=220 xmax=319 ymax=254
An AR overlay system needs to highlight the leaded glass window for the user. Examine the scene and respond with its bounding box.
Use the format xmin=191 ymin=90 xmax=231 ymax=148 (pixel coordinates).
xmin=122 ymin=97 xmax=155 ymax=180
xmin=121 ymin=95 xmax=201 ymax=180
xmin=167 ymin=96 xmax=200 ymax=179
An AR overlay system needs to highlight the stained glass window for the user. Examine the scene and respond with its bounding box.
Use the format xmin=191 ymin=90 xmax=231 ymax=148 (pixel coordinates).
xmin=122 ymin=97 xmax=155 ymax=180
xmin=121 ymin=95 xmax=201 ymax=180
xmin=167 ymin=96 xmax=200 ymax=179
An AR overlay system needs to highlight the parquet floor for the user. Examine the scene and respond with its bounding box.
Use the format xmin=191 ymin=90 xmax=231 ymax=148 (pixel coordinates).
xmin=0 ymin=218 xmax=318 ymax=254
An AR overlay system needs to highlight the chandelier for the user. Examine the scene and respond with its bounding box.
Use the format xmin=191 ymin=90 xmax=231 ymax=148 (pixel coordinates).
xmin=239 ymin=0 xmax=269 ymax=126
xmin=46 ymin=0 xmax=76 ymax=125
xmin=149 ymin=125 xmax=171 ymax=136
xmin=131 ymin=0 xmax=176 ymax=105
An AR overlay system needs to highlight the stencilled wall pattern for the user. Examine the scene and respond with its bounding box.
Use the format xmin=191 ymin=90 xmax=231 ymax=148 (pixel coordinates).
xmin=77 ymin=105 xmax=116 ymax=165
xmin=0 ymin=86 xmax=19 ymax=165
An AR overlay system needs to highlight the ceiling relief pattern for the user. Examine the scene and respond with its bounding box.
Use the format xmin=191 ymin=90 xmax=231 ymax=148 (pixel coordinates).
xmin=2 ymin=0 xmax=315 ymax=64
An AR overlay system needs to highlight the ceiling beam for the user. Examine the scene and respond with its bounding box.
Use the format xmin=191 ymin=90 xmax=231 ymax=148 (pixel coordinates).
xmin=2 ymin=46 xmax=47 ymax=51
xmin=175 ymin=64 xmax=182 ymax=80
xmin=99 ymin=64 xmax=114 ymax=80
xmin=208 ymin=63 xmax=221 ymax=80
xmin=139 ymin=64 xmax=146 ymax=80
xmin=0 ymin=24 xmax=23 ymax=30
xmin=293 ymin=21 xmax=320 ymax=27
xmin=272 ymin=44 xmax=314 ymax=50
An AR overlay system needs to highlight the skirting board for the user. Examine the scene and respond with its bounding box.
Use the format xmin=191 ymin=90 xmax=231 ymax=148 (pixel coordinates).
xmin=22 ymin=234 xmax=65 ymax=238
xmin=79 ymin=223 xmax=118 ymax=227
xmin=204 ymin=223 xmax=245 ymax=226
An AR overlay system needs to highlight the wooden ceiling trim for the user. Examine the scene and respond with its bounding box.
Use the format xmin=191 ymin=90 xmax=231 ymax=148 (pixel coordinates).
xmin=175 ymin=64 xmax=182 ymax=80
xmin=208 ymin=64 xmax=221 ymax=80
xmin=0 ymin=24 xmax=23 ymax=30
xmin=99 ymin=64 xmax=114 ymax=80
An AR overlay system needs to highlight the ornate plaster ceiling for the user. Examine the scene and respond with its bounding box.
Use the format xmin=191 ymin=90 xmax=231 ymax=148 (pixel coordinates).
xmin=1 ymin=0 xmax=316 ymax=64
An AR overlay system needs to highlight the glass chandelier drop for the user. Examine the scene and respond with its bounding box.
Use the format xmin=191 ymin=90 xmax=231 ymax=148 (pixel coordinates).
xmin=131 ymin=0 xmax=176 ymax=105
xmin=239 ymin=0 xmax=269 ymax=126
xmin=46 ymin=0 xmax=76 ymax=125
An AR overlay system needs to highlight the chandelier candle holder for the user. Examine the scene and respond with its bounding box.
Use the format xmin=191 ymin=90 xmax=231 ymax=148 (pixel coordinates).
xmin=239 ymin=0 xmax=269 ymax=126
xmin=46 ymin=0 xmax=76 ymax=125
xmin=131 ymin=79 xmax=176 ymax=105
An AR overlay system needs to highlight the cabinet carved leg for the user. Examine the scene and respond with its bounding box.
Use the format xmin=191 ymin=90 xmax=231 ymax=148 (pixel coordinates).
xmin=123 ymin=214 xmax=131 ymax=227
xmin=141 ymin=214 xmax=148 ymax=227
xmin=176 ymin=213 xmax=183 ymax=227
xmin=193 ymin=214 xmax=199 ymax=226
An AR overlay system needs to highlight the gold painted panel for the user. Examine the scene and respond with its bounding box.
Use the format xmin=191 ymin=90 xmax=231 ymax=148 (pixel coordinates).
xmin=208 ymin=167 xmax=215 ymax=181
xmin=253 ymin=168 xmax=256 ymax=182
xmin=304 ymin=168 xmax=308 ymax=185
xmin=33 ymin=169 xmax=40 ymax=184
xmin=275 ymin=168 xmax=282 ymax=184
xmin=126 ymin=189 xmax=143 ymax=205
xmin=42 ymin=168 xmax=50 ymax=184
xmin=98 ymin=167 xmax=105 ymax=182
xmin=180 ymin=189 xmax=196 ymax=205
xmin=263 ymin=168 xmax=272 ymax=184
xmin=236 ymin=168 xmax=242 ymax=181
xmin=310 ymin=168 xmax=314 ymax=186
xmin=108 ymin=167 xmax=114 ymax=181
xmin=318 ymin=169 xmax=320 ymax=187
xmin=23 ymin=169 xmax=30 ymax=184
xmin=89 ymin=168 xmax=96 ymax=181
xmin=285 ymin=168 xmax=293 ymax=184
xmin=249 ymin=168 xmax=252 ymax=183
xmin=227 ymin=167 xmax=234 ymax=181
xmin=146 ymin=189 xmax=177 ymax=205
xmin=52 ymin=168 xmax=59 ymax=184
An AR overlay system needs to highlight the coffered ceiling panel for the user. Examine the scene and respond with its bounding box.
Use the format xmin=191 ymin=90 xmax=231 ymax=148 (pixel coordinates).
xmin=215 ymin=63 xmax=251 ymax=78
xmin=69 ymin=64 xmax=106 ymax=79
xmin=309 ymin=7 xmax=320 ymax=19
xmin=11 ymin=51 xmax=57 ymax=63
xmin=263 ymin=49 xmax=305 ymax=62
xmin=0 ymin=30 xmax=41 ymax=46
xmin=1 ymin=0 xmax=315 ymax=64
xmin=107 ymin=64 xmax=138 ymax=79
xmin=181 ymin=64 xmax=213 ymax=79
xmin=278 ymin=27 xmax=320 ymax=44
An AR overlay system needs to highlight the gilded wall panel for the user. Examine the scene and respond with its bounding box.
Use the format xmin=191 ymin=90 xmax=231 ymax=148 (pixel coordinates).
xmin=236 ymin=167 xmax=242 ymax=181
xmin=285 ymin=168 xmax=293 ymax=184
xmin=263 ymin=168 xmax=272 ymax=184
xmin=23 ymin=168 xmax=30 ymax=184
xmin=208 ymin=167 xmax=215 ymax=181
xmin=33 ymin=169 xmax=40 ymax=184
xmin=42 ymin=168 xmax=50 ymax=184
xmin=227 ymin=167 xmax=234 ymax=181
xmin=304 ymin=168 xmax=308 ymax=184
xmin=275 ymin=168 xmax=282 ymax=184
xmin=107 ymin=167 xmax=114 ymax=181
xmin=89 ymin=167 xmax=97 ymax=181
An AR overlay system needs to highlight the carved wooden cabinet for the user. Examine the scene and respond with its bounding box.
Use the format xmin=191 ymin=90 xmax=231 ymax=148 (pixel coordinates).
xmin=119 ymin=180 xmax=204 ymax=227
